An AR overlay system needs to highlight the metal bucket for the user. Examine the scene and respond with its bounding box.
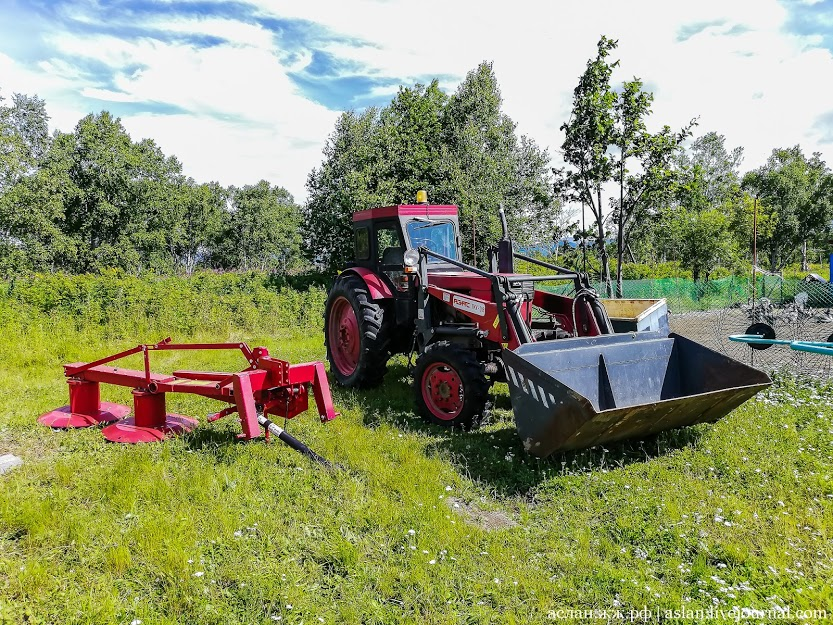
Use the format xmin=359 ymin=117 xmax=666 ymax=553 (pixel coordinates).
xmin=601 ymin=298 xmax=669 ymax=333
xmin=502 ymin=331 xmax=771 ymax=458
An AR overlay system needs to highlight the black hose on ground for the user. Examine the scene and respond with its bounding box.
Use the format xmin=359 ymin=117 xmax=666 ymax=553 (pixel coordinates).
xmin=257 ymin=414 xmax=333 ymax=468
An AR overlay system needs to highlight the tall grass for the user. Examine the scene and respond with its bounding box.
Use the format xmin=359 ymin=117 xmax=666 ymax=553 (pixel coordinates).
xmin=1 ymin=273 xmax=832 ymax=623
xmin=4 ymin=271 xmax=328 ymax=341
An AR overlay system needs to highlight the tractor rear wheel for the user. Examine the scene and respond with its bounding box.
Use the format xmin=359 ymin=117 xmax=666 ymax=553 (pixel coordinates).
xmin=324 ymin=274 xmax=390 ymax=388
xmin=413 ymin=341 xmax=490 ymax=429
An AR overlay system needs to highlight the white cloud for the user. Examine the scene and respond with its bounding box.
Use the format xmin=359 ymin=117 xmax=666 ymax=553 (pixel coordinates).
xmin=0 ymin=52 xmax=88 ymax=131
xmin=121 ymin=112 xmax=328 ymax=202
xmin=1 ymin=0 xmax=832 ymax=203
xmin=20 ymin=19 xmax=339 ymax=199
xmin=252 ymin=0 xmax=833 ymax=171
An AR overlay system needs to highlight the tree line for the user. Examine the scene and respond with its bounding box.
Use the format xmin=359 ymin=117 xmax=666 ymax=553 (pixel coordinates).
xmin=0 ymin=100 xmax=303 ymax=275
xmin=555 ymin=37 xmax=833 ymax=295
xmin=2 ymin=37 xmax=832 ymax=285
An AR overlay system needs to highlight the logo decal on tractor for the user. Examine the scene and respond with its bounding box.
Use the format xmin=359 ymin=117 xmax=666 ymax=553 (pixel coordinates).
xmin=451 ymin=294 xmax=486 ymax=317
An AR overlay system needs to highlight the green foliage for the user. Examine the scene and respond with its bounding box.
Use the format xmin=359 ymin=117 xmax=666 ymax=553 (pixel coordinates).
xmin=0 ymin=90 xmax=49 ymax=193
xmin=782 ymin=261 xmax=826 ymax=280
xmin=212 ymin=181 xmax=303 ymax=273
xmin=160 ymin=181 xmax=227 ymax=276
xmin=438 ymin=64 xmax=555 ymax=266
xmin=672 ymin=208 xmax=737 ymax=281
xmin=304 ymin=66 xmax=557 ymax=272
xmin=0 ymin=88 xmax=307 ymax=278
xmin=674 ymin=131 xmax=744 ymax=211
xmin=304 ymin=107 xmax=389 ymax=271
xmin=743 ymin=146 xmax=833 ymax=272
xmin=4 ymin=271 xmax=327 ymax=338
xmin=620 ymin=261 xmax=692 ymax=280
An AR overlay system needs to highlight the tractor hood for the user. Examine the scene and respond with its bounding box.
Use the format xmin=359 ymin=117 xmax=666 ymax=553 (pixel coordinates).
xmin=427 ymin=270 xmax=535 ymax=300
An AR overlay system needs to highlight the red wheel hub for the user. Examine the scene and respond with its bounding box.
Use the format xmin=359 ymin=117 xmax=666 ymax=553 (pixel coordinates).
xmin=422 ymin=363 xmax=464 ymax=420
xmin=328 ymin=296 xmax=360 ymax=376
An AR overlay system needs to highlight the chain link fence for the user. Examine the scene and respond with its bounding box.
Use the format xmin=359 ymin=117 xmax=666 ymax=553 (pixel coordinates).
xmin=549 ymin=275 xmax=833 ymax=377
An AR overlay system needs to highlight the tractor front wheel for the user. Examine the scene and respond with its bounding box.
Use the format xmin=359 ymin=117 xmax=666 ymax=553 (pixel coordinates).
xmin=413 ymin=341 xmax=490 ymax=429
xmin=324 ymin=274 xmax=390 ymax=388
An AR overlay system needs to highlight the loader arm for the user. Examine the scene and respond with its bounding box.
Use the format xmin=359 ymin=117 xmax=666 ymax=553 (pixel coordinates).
xmin=416 ymin=246 xmax=608 ymax=345
xmin=417 ymin=247 xmax=533 ymax=345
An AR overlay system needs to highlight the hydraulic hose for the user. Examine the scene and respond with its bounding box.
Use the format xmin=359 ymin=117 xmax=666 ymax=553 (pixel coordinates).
xmin=571 ymin=289 xmax=613 ymax=337
xmin=257 ymin=414 xmax=332 ymax=468
xmin=589 ymin=295 xmax=614 ymax=334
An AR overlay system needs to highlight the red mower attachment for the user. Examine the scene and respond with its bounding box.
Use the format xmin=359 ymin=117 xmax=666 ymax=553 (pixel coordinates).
xmin=39 ymin=338 xmax=338 ymax=448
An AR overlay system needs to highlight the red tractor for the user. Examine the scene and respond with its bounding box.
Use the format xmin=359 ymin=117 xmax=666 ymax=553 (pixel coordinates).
xmin=324 ymin=194 xmax=770 ymax=457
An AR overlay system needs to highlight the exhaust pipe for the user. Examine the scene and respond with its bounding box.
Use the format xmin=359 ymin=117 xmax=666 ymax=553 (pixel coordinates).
xmin=494 ymin=205 xmax=514 ymax=274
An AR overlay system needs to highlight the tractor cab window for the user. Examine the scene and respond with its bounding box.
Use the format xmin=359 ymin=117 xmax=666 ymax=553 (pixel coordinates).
xmin=376 ymin=224 xmax=404 ymax=265
xmin=355 ymin=227 xmax=370 ymax=260
xmin=405 ymin=220 xmax=457 ymax=263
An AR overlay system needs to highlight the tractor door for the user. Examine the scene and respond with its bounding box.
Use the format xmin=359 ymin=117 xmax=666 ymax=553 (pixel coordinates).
xmin=373 ymin=220 xmax=416 ymax=333
xmin=351 ymin=219 xmax=404 ymax=271
xmin=374 ymin=220 xmax=405 ymax=269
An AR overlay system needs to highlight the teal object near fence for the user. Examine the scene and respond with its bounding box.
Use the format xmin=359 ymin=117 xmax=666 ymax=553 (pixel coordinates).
xmin=730 ymin=334 xmax=833 ymax=357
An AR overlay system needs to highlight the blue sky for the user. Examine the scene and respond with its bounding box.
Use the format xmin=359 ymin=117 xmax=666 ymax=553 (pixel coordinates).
xmin=1 ymin=0 xmax=832 ymax=202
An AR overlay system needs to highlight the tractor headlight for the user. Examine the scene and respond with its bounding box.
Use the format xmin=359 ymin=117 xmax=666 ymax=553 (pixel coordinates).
xmin=403 ymin=249 xmax=420 ymax=272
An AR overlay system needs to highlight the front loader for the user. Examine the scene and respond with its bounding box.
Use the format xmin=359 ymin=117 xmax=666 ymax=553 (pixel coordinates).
xmin=324 ymin=193 xmax=770 ymax=457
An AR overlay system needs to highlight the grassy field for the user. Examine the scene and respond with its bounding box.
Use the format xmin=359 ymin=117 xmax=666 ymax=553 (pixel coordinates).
xmin=1 ymin=275 xmax=832 ymax=624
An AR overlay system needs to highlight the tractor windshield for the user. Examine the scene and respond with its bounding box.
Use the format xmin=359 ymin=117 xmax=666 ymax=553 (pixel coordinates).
xmin=405 ymin=221 xmax=457 ymax=263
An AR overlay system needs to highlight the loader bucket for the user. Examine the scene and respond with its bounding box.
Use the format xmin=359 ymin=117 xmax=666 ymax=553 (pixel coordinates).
xmin=502 ymin=332 xmax=771 ymax=458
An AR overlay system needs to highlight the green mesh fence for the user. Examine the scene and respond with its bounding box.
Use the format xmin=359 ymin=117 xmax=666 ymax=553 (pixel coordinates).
xmin=547 ymin=276 xmax=832 ymax=311
xmin=543 ymin=275 xmax=833 ymax=377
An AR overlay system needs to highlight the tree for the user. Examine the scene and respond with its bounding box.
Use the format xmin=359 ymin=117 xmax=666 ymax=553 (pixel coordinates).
xmin=219 ymin=181 xmax=303 ymax=273
xmin=0 ymin=89 xmax=308 ymax=277
xmin=674 ymin=208 xmax=736 ymax=281
xmin=304 ymin=108 xmax=385 ymax=272
xmin=49 ymin=112 xmax=186 ymax=273
xmin=0 ymin=90 xmax=50 ymax=194
xmin=0 ymin=165 xmax=71 ymax=273
xmin=440 ymin=63 xmax=551 ymax=265
xmin=554 ymin=36 xmax=619 ymax=296
xmin=304 ymin=63 xmax=552 ymax=272
xmin=376 ymin=80 xmax=448 ymax=202
xmin=0 ymin=90 xmax=61 ymax=272
xmin=162 ymin=180 xmax=227 ymax=275
xmin=7 ymin=93 xmax=50 ymax=167
xmin=742 ymin=146 xmax=831 ymax=272
xmin=610 ymin=78 xmax=694 ymax=296
xmin=674 ymin=131 xmax=744 ymax=210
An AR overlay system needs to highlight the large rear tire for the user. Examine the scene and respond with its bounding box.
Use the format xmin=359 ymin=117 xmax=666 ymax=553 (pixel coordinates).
xmin=324 ymin=274 xmax=390 ymax=388
xmin=413 ymin=341 xmax=490 ymax=429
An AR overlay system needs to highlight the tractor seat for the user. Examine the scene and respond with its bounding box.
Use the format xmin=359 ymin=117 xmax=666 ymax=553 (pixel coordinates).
xmin=381 ymin=247 xmax=404 ymax=265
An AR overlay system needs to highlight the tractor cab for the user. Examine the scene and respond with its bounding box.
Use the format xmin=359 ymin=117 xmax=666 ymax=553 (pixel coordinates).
xmin=350 ymin=199 xmax=461 ymax=273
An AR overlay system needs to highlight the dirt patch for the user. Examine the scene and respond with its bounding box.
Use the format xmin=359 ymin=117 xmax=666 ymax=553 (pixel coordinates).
xmin=445 ymin=497 xmax=518 ymax=531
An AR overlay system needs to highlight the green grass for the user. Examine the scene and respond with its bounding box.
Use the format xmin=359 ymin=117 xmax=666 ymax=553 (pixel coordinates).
xmin=1 ymin=276 xmax=832 ymax=623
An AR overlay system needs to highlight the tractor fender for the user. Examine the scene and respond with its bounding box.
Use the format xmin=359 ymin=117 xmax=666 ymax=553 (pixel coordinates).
xmin=341 ymin=268 xmax=394 ymax=300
